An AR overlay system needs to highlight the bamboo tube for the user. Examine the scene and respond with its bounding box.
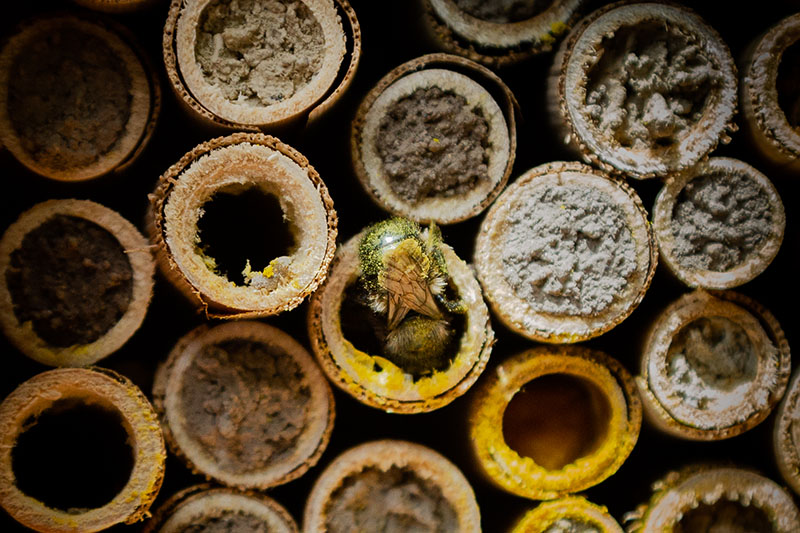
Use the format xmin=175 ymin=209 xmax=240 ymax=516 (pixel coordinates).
xmin=652 ymin=157 xmax=785 ymax=290
xmin=423 ymin=0 xmax=585 ymax=68
xmin=351 ymin=53 xmax=516 ymax=224
xmin=163 ymin=0 xmax=359 ymax=130
xmin=469 ymin=345 xmax=641 ymax=500
xmin=153 ymin=321 xmax=334 ymax=490
xmin=741 ymin=13 xmax=800 ymax=172
xmin=510 ymin=496 xmax=623 ymax=533
xmin=637 ymin=290 xmax=790 ymax=441
xmin=626 ymin=466 xmax=800 ymax=532
xmin=147 ymin=132 xmax=337 ymax=319
xmin=0 ymin=368 xmax=165 ymax=533
xmin=474 ymin=161 xmax=656 ymax=343
xmin=303 ymin=440 xmax=480 ymax=533
xmin=307 ymin=223 xmax=493 ymax=413
xmin=0 ymin=14 xmax=159 ymax=181
xmin=0 ymin=199 xmax=154 ymax=367
xmin=549 ymin=2 xmax=737 ymax=179
xmin=144 ymin=485 xmax=298 ymax=533
xmin=774 ymin=364 xmax=800 ymax=497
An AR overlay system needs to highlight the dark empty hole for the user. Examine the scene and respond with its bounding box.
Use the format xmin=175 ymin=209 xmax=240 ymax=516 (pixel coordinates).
xmin=777 ymin=39 xmax=800 ymax=129
xmin=675 ymin=500 xmax=772 ymax=533
xmin=339 ymin=281 xmax=466 ymax=379
xmin=503 ymin=374 xmax=612 ymax=470
xmin=12 ymin=398 xmax=134 ymax=511
xmin=196 ymin=188 xmax=295 ymax=285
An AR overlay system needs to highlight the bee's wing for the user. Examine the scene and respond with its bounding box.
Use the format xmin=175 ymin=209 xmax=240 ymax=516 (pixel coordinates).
xmin=382 ymin=243 xmax=442 ymax=329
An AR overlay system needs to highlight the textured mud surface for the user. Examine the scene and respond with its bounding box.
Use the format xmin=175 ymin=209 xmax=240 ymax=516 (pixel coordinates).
xmin=666 ymin=317 xmax=757 ymax=411
xmin=376 ymin=86 xmax=491 ymax=202
xmin=501 ymin=184 xmax=636 ymax=316
xmin=6 ymin=215 xmax=133 ymax=347
xmin=180 ymin=339 xmax=311 ymax=474
xmin=585 ymin=22 xmax=723 ymax=149
xmin=195 ymin=0 xmax=324 ymax=106
xmin=8 ymin=27 xmax=132 ymax=170
xmin=453 ymin=0 xmax=552 ymax=23
xmin=181 ymin=510 xmax=269 ymax=533
xmin=675 ymin=500 xmax=772 ymax=533
xmin=671 ymin=172 xmax=773 ymax=272
xmin=324 ymin=466 xmax=459 ymax=533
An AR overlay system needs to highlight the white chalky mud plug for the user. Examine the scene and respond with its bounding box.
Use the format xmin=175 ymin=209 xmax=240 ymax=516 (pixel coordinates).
xmin=550 ymin=1 xmax=737 ymax=179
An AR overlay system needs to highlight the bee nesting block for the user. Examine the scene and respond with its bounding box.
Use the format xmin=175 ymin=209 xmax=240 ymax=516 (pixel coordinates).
xmin=637 ymin=290 xmax=790 ymax=441
xmin=423 ymin=0 xmax=584 ymax=67
xmin=511 ymin=496 xmax=623 ymax=533
xmin=0 ymin=199 xmax=154 ymax=367
xmin=549 ymin=2 xmax=737 ymax=179
xmin=627 ymin=466 xmax=800 ymax=532
xmin=0 ymin=368 xmax=165 ymax=533
xmin=352 ymin=53 xmax=515 ymax=224
xmin=0 ymin=14 xmax=159 ymax=181
xmin=468 ymin=345 xmax=640 ymax=500
xmin=164 ymin=0 xmax=358 ymax=130
xmin=474 ymin=161 xmax=655 ymax=343
xmin=153 ymin=321 xmax=334 ymax=490
xmin=144 ymin=485 xmax=297 ymax=533
xmin=148 ymin=132 xmax=337 ymax=318
xmin=652 ymin=157 xmax=785 ymax=290
xmin=307 ymin=222 xmax=493 ymax=413
xmin=303 ymin=440 xmax=480 ymax=533
xmin=741 ymin=13 xmax=800 ymax=171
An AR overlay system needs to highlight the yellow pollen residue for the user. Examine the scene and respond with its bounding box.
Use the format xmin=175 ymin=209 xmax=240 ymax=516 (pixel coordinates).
xmin=433 ymin=138 xmax=440 ymax=143
xmin=550 ymin=21 xmax=569 ymax=36
xmin=263 ymin=264 xmax=274 ymax=278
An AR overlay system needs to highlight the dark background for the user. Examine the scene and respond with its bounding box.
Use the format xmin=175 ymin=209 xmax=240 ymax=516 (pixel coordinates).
xmin=1 ymin=0 xmax=800 ymax=531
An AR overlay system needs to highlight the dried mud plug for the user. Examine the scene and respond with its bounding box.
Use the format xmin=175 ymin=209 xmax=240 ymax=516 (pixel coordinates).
xmin=152 ymin=321 xmax=334 ymax=490
xmin=652 ymin=157 xmax=785 ymax=290
xmin=637 ymin=290 xmax=790 ymax=441
xmin=626 ymin=466 xmax=800 ymax=532
xmin=0 ymin=368 xmax=166 ymax=533
xmin=550 ymin=2 xmax=737 ymax=179
xmin=468 ymin=345 xmax=641 ymax=500
xmin=308 ymin=219 xmax=492 ymax=413
xmin=0 ymin=199 xmax=155 ymax=367
xmin=511 ymin=496 xmax=624 ymax=533
xmin=0 ymin=14 xmax=159 ymax=182
xmin=143 ymin=485 xmax=298 ymax=533
xmin=303 ymin=440 xmax=480 ymax=533
xmin=474 ymin=161 xmax=656 ymax=343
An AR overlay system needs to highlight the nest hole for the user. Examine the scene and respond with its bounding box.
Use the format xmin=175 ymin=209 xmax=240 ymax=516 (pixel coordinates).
xmin=503 ymin=374 xmax=612 ymax=470
xmin=675 ymin=499 xmax=772 ymax=533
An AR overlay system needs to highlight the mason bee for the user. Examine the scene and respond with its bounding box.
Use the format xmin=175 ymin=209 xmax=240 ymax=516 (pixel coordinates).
xmin=358 ymin=218 xmax=464 ymax=374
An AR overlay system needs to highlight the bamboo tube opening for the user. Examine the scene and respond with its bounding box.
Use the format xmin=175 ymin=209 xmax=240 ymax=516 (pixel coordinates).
xmin=741 ymin=14 xmax=800 ymax=169
xmin=503 ymin=374 xmax=612 ymax=472
xmin=474 ymin=161 xmax=656 ymax=343
xmin=352 ymin=54 xmax=515 ymax=225
xmin=148 ymin=133 xmax=336 ymax=318
xmin=653 ymin=158 xmax=785 ymax=290
xmin=0 ymin=15 xmax=157 ymax=181
xmin=303 ymin=440 xmax=480 ymax=533
xmin=638 ymin=291 xmax=790 ymax=441
xmin=511 ymin=496 xmax=623 ymax=533
xmin=153 ymin=321 xmax=334 ymax=489
xmin=552 ymin=3 xmax=736 ymax=179
xmin=0 ymin=368 xmax=166 ymax=533
xmin=0 ymin=199 xmax=154 ymax=367
xmin=144 ymin=485 xmax=298 ymax=533
xmin=307 ymin=228 xmax=493 ymax=413
xmin=469 ymin=346 xmax=641 ymax=500
xmin=631 ymin=467 xmax=800 ymax=533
